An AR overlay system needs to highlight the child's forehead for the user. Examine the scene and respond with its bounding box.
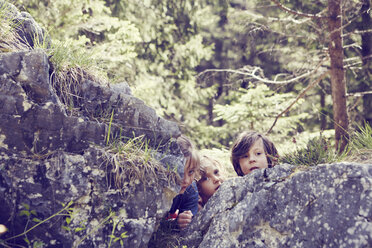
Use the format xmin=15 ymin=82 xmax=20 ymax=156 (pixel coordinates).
xmin=185 ymin=162 xmax=198 ymax=171
xmin=246 ymin=138 xmax=265 ymax=151
xmin=201 ymin=160 xmax=219 ymax=172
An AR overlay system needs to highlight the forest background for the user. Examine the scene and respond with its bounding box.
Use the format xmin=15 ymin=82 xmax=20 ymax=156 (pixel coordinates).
xmin=12 ymin=0 xmax=372 ymax=174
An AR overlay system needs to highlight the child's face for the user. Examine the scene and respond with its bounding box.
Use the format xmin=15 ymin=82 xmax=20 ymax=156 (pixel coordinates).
xmin=199 ymin=163 xmax=223 ymax=203
xmin=239 ymin=138 xmax=268 ymax=175
xmin=180 ymin=164 xmax=196 ymax=193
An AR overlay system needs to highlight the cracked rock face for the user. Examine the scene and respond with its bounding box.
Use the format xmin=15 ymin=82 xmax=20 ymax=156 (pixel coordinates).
xmin=0 ymin=4 xmax=183 ymax=245
xmin=0 ymin=148 xmax=176 ymax=247
xmin=182 ymin=163 xmax=372 ymax=248
xmin=0 ymin=49 xmax=181 ymax=156
xmin=0 ymin=48 xmax=181 ymax=247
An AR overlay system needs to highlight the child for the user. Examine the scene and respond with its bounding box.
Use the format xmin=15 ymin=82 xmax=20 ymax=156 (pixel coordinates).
xmin=167 ymin=135 xmax=200 ymax=221
xmin=231 ymin=131 xmax=279 ymax=176
xmin=197 ymin=155 xmax=224 ymax=208
xmin=177 ymin=155 xmax=224 ymax=229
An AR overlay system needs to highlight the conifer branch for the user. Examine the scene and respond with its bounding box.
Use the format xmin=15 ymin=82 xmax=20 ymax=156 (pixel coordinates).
xmin=266 ymin=70 xmax=330 ymax=134
xmin=270 ymin=0 xmax=327 ymax=19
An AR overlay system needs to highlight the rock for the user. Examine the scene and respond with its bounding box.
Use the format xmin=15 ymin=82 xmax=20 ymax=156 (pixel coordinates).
xmin=0 ymin=6 xmax=183 ymax=246
xmin=0 ymin=1 xmax=51 ymax=49
xmin=181 ymin=163 xmax=372 ymax=248
xmin=0 ymin=148 xmax=177 ymax=247
xmin=0 ymin=49 xmax=181 ymax=155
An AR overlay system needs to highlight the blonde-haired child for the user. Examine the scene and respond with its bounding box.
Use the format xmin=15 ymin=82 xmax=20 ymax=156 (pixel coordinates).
xmin=167 ymin=135 xmax=200 ymax=223
xmin=177 ymin=155 xmax=224 ymax=229
xmin=197 ymin=155 xmax=224 ymax=208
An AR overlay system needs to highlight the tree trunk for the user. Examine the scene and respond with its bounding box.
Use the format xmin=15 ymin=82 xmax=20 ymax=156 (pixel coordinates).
xmin=319 ymin=82 xmax=327 ymax=130
xmin=360 ymin=0 xmax=372 ymax=126
xmin=328 ymin=0 xmax=349 ymax=152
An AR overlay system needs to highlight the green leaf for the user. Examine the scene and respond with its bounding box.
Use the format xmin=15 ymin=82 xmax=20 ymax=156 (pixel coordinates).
xmin=30 ymin=210 xmax=37 ymax=216
xmin=20 ymin=210 xmax=30 ymax=217
xmin=75 ymin=227 xmax=85 ymax=232
xmin=121 ymin=231 xmax=128 ymax=239
xmin=66 ymin=217 xmax=71 ymax=225
xmin=24 ymin=237 xmax=30 ymax=245
xmin=22 ymin=203 xmax=30 ymax=210
xmin=32 ymin=217 xmax=42 ymax=223
xmin=61 ymin=225 xmax=71 ymax=231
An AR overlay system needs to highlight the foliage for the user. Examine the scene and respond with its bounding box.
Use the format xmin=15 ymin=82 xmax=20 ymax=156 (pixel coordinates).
xmin=350 ymin=122 xmax=372 ymax=150
xmin=280 ymin=123 xmax=372 ymax=166
xmin=279 ymin=135 xmax=350 ymax=166
xmin=9 ymin=0 xmax=372 ymax=154
xmin=213 ymin=83 xmax=308 ymax=147
xmin=0 ymin=201 xmax=74 ymax=247
xmin=15 ymin=0 xmax=141 ymax=80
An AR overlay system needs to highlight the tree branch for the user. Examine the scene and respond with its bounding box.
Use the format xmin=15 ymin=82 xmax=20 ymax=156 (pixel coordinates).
xmin=346 ymin=91 xmax=372 ymax=97
xmin=198 ymin=57 xmax=328 ymax=85
xmin=270 ymin=0 xmax=327 ymax=19
xmin=266 ymin=70 xmax=330 ymax=134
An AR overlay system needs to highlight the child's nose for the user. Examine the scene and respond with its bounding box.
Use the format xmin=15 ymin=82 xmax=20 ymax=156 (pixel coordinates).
xmin=212 ymin=176 xmax=221 ymax=184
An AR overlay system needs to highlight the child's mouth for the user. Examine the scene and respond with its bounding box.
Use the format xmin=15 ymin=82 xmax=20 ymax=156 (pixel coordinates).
xmin=250 ymin=167 xmax=259 ymax=172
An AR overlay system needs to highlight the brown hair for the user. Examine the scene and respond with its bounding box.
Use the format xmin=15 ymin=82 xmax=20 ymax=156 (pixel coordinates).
xmin=231 ymin=131 xmax=278 ymax=176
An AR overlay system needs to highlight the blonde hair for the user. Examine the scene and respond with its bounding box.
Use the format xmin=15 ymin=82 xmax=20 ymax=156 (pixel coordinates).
xmin=197 ymin=155 xmax=224 ymax=207
xmin=177 ymin=135 xmax=200 ymax=178
xmin=198 ymin=155 xmax=222 ymax=179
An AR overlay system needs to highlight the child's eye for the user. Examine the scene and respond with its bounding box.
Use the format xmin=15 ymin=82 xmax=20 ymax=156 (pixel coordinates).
xmin=214 ymin=169 xmax=219 ymax=175
xmin=188 ymin=170 xmax=194 ymax=176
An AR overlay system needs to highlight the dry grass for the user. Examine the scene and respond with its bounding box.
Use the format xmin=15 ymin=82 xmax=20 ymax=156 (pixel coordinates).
xmin=99 ymin=136 xmax=179 ymax=191
xmin=0 ymin=2 xmax=30 ymax=52
xmin=343 ymin=149 xmax=372 ymax=164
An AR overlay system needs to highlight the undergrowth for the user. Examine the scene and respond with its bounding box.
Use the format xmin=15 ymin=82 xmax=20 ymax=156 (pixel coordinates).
xmin=280 ymin=123 xmax=372 ymax=166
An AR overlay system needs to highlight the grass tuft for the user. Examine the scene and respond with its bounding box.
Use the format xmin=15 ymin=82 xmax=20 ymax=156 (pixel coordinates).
xmin=280 ymin=135 xmax=350 ymax=166
xmin=0 ymin=2 xmax=30 ymax=52
xmin=280 ymin=123 xmax=372 ymax=166
xmin=350 ymin=122 xmax=372 ymax=150
xmin=100 ymin=135 xmax=179 ymax=191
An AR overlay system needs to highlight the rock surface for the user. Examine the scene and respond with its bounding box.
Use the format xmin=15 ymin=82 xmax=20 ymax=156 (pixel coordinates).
xmin=0 ymin=148 xmax=177 ymax=247
xmin=181 ymin=163 xmax=372 ymax=248
xmin=0 ymin=2 xmax=183 ymax=247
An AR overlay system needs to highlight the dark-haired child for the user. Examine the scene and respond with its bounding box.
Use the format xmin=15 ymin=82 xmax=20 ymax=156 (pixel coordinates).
xmin=231 ymin=131 xmax=279 ymax=176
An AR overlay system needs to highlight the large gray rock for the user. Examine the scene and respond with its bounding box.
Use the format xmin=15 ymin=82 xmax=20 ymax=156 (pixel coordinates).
xmin=0 ymin=6 xmax=183 ymax=246
xmin=0 ymin=147 xmax=177 ymax=247
xmin=182 ymin=163 xmax=372 ymax=248
xmin=0 ymin=49 xmax=181 ymax=155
